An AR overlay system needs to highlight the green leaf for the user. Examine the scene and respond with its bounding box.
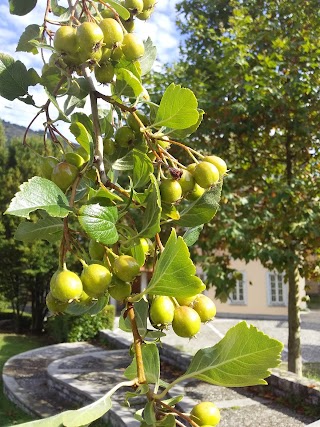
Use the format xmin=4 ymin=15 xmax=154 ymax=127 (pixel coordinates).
xmin=133 ymin=149 xmax=154 ymax=189
xmin=146 ymin=229 xmax=205 ymax=297
xmin=138 ymin=175 xmax=161 ymax=238
xmin=69 ymin=121 xmax=92 ymax=153
xmin=124 ymin=343 xmax=160 ymax=386
xmin=71 ymin=112 xmax=93 ymax=138
xmin=9 ymin=0 xmax=37 ymax=15
xmin=183 ymin=321 xmax=283 ymax=387
xmin=112 ymin=151 xmax=133 ymax=171
xmin=140 ymin=38 xmax=157 ymax=76
xmin=78 ymin=204 xmax=118 ymax=245
xmin=183 ymin=225 xmax=204 ymax=247
xmin=143 ymin=401 xmax=157 ymax=425
xmin=45 ymin=88 xmax=70 ymax=123
xmin=177 ymin=182 xmax=222 ymax=227
xmin=153 ymin=83 xmax=199 ymax=129
xmin=16 ymin=25 xmax=42 ymax=54
xmin=5 ymin=177 xmax=70 ymax=219
xmin=14 ymin=215 xmax=63 ymax=243
xmin=156 ymin=415 xmax=176 ymax=427
xmin=107 ymin=0 xmax=130 ymax=20
xmin=168 ymin=109 xmax=204 ymax=139
xmin=0 ymin=54 xmax=39 ymax=101
xmin=119 ymin=298 xmax=148 ymax=337
xmin=65 ymin=296 xmax=109 ymax=316
xmin=115 ymin=68 xmax=147 ymax=98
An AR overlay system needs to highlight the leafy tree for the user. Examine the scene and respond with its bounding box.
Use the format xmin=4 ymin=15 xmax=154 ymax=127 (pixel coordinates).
xmin=0 ymin=0 xmax=284 ymax=425
xmin=154 ymin=0 xmax=320 ymax=375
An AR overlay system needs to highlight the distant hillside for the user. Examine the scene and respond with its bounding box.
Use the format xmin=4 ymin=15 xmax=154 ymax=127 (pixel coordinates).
xmin=1 ymin=120 xmax=42 ymax=142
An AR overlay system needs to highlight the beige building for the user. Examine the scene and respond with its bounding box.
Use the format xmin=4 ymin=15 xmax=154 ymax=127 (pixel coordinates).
xmin=205 ymin=259 xmax=307 ymax=318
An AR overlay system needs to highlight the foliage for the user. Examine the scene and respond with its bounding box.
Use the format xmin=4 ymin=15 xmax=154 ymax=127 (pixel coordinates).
xmin=0 ymin=1 xmax=284 ymax=426
xmin=47 ymin=305 xmax=115 ymax=343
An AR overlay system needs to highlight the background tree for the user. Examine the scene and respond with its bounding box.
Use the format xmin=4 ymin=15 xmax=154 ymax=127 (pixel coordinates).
xmin=0 ymin=136 xmax=57 ymax=333
xmin=152 ymin=0 xmax=320 ymax=375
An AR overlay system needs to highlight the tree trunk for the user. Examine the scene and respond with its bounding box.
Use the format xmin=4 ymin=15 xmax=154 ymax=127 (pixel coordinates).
xmin=287 ymin=264 xmax=302 ymax=376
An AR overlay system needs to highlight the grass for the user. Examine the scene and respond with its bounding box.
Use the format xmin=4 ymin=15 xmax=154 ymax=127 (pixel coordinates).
xmin=308 ymin=294 xmax=320 ymax=310
xmin=279 ymin=362 xmax=320 ymax=382
xmin=0 ymin=332 xmax=51 ymax=427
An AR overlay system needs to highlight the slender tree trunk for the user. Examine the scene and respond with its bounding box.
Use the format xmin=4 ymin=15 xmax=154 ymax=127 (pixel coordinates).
xmin=287 ymin=263 xmax=302 ymax=376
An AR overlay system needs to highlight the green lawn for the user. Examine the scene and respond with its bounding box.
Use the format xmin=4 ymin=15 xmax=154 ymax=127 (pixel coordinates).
xmin=0 ymin=333 xmax=50 ymax=427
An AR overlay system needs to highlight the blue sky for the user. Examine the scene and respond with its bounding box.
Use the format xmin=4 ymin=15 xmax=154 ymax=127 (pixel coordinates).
xmin=0 ymin=0 xmax=180 ymax=131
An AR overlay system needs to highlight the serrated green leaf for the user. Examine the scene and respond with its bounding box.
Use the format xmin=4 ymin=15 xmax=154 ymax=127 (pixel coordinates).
xmin=14 ymin=216 xmax=63 ymax=243
xmin=115 ymin=68 xmax=147 ymax=98
xmin=124 ymin=343 xmax=160 ymax=387
xmin=78 ymin=204 xmax=118 ymax=245
xmin=133 ymin=149 xmax=154 ymax=189
xmin=140 ymin=38 xmax=157 ymax=76
xmin=153 ymin=83 xmax=199 ymax=129
xmin=51 ymin=0 xmax=70 ymax=20
xmin=69 ymin=121 xmax=92 ymax=153
xmin=168 ymin=109 xmax=204 ymax=139
xmin=183 ymin=225 xmax=204 ymax=247
xmin=182 ymin=321 xmax=284 ymax=387
xmin=0 ymin=54 xmax=38 ymax=101
xmin=177 ymin=182 xmax=222 ymax=227
xmin=16 ymin=25 xmax=42 ymax=54
xmin=65 ymin=296 xmax=109 ymax=316
xmin=138 ymin=175 xmax=161 ymax=238
xmin=146 ymin=229 xmax=205 ymax=297
xmin=112 ymin=151 xmax=133 ymax=171
xmin=5 ymin=177 xmax=70 ymax=219
xmin=9 ymin=0 xmax=37 ymax=16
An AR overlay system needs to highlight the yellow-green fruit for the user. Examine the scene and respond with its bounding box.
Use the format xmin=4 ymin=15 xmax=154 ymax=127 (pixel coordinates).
xmin=124 ymin=0 xmax=144 ymax=13
xmin=186 ymin=163 xmax=197 ymax=174
xmin=160 ymin=179 xmax=182 ymax=204
xmin=142 ymin=0 xmax=156 ymax=8
xmin=65 ymin=152 xmax=85 ymax=168
xmin=186 ymin=183 xmax=205 ymax=201
xmin=108 ymin=277 xmax=131 ymax=301
xmin=54 ymin=26 xmax=79 ymax=54
xmin=46 ymin=292 xmax=68 ymax=313
xmin=51 ymin=161 xmax=78 ymax=192
xmin=79 ymin=290 xmax=93 ymax=304
xmin=192 ymin=294 xmax=217 ymax=322
xmin=179 ymin=169 xmax=195 ymax=194
xmin=121 ymin=17 xmax=135 ymax=32
xmin=111 ymin=45 xmax=123 ymax=61
xmin=101 ymin=9 xmax=116 ymax=19
xmin=50 ymin=269 xmax=83 ymax=303
xmin=81 ymin=263 xmax=112 ymax=297
xmin=79 ymin=46 xmax=102 ymax=64
xmin=113 ymin=255 xmax=140 ymax=282
xmin=94 ymin=62 xmax=115 ymax=84
xmin=137 ymin=8 xmax=153 ymax=20
xmin=203 ymin=155 xmax=227 ymax=177
xmin=176 ymin=295 xmax=197 ymax=306
xmin=115 ymin=126 xmax=135 ymax=147
xmin=150 ymin=296 xmax=175 ymax=326
xmin=100 ymin=18 xmax=124 ymax=48
xmin=77 ymin=21 xmax=104 ymax=51
xmin=172 ymin=306 xmax=201 ymax=338
xmin=89 ymin=239 xmax=105 ymax=260
xmin=127 ymin=111 xmax=149 ymax=133
xmin=101 ymin=47 xmax=112 ymax=62
xmin=193 ymin=161 xmax=220 ymax=189
xmin=190 ymin=402 xmax=221 ymax=426
xmin=122 ymin=33 xmax=145 ymax=61
xmin=40 ymin=156 xmax=59 ymax=179
xmin=103 ymin=138 xmax=115 ymax=156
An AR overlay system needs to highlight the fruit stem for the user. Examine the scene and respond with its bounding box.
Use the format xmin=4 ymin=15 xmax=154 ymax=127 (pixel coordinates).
xmin=156 ymin=400 xmax=199 ymax=427
xmin=127 ymin=302 xmax=147 ymax=385
xmin=170 ymin=297 xmax=180 ymax=307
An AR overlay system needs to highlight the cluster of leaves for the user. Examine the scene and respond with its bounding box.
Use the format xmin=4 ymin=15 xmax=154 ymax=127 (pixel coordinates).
xmin=1 ymin=0 xmax=284 ymax=425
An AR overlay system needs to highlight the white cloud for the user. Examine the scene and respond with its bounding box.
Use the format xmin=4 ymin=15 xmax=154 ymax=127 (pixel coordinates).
xmin=0 ymin=0 xmax=180 ymax=132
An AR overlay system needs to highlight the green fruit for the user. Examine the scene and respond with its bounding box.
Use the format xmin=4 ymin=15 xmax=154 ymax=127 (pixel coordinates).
xmin=51 ymin=161 xmax=78 ymax=192
xmin=109 ymin=277 xmax=132 ymax=301
xmin=192 ymin=294 xmax=217 ymax=322
xmin=179 ymin=169 xmax=195 ymax=194
xmin=65 ymin=152 xmax=85 ymax=168
xmin=79 ymin=46 xmax=102 ymax=63
xmin=139 ymin=238 xmax=150 ymax=255
xmin=77 ymin=22 xmax=104 ymax=51
xmin=127 ymin=111 xmax=149 ymax=133
xmin=54 ymin=26 xmax=79 ymax=54
xmin=46 ymin=292 xmax=68 ymax=313
xmin=50 ymin=269 xmax=83 ymax=302
xmin=101 ymin=9 xmax=116 ymax=19
xmin=186 ymin=163 xmax=197 ymax=174
xmin=186 ymin=183 xmax=205 ymax=200
xmin=76 ymin=146 xmax=90 ymax=162
xmin=150 ymin=296 xmax=175 ymax=326
xmin=101 ymin=47 xmax=112 ymax=62
xmin=111 ymin=45 xmax=123 ymax=61
xmin=172 ymin=306 xmax=201 ymax=338
xmin=103 ymin=138 xmax=115 ymax=156
xmin=115 ymin=126 xmax=135 ymax=147
xmin=137 ymin=9 xmax=153 ymax=20
xmin=40 ymin=156 xmax=59 ymax=179
xmin=203 ymin=155 xmax=227 ymax=177
xmin=190 ymin=402 xmax=221 ymax=426
xmin=176 ymin=295 xmax=197 ymax=306
xmin=121 ymin=16 xmax=135 ymax=32
xmin=142 ymin=0 xmax=156 ymax=8
xmin=122 ymin=33 xmax=145 ymax=61
xmin=94 ymin=62 xmax=115 ymax=83
xmin=124 ymin=0 xmax=144 ymax=13
xmin=160 ymin=179 xmax=182 ymax=204
xmin=89 ymin=239 xmax=105 ymax=260
xmin=81 ymin=263 xmax=112 ymax=297
xmin=113 ymin=255 xmax=140 ymax=282
xmin=100 ymin=18 xmax=124 ymax=48
xmin=193 ymin=161 xmax=220 ymax=189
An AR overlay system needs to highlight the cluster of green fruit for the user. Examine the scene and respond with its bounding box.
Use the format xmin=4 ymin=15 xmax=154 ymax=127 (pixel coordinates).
xmin=160 ymin=155 xmax=228 ymax=205
xmin=47 ymin=0 xmax=155 ymax=83
xmin=189 ymin=401 xmax=221 ymax=427
xmin=46 ymin=242 xmax=141 ymax=313
xmin=149 ymin=293 xmax=217 ymax=338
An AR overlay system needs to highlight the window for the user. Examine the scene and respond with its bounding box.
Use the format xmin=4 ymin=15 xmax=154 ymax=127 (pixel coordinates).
xmin=229 ymin=272 xmax=247 ymax=305
xmin=267 ymin=272 xmax=287 ymax=306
